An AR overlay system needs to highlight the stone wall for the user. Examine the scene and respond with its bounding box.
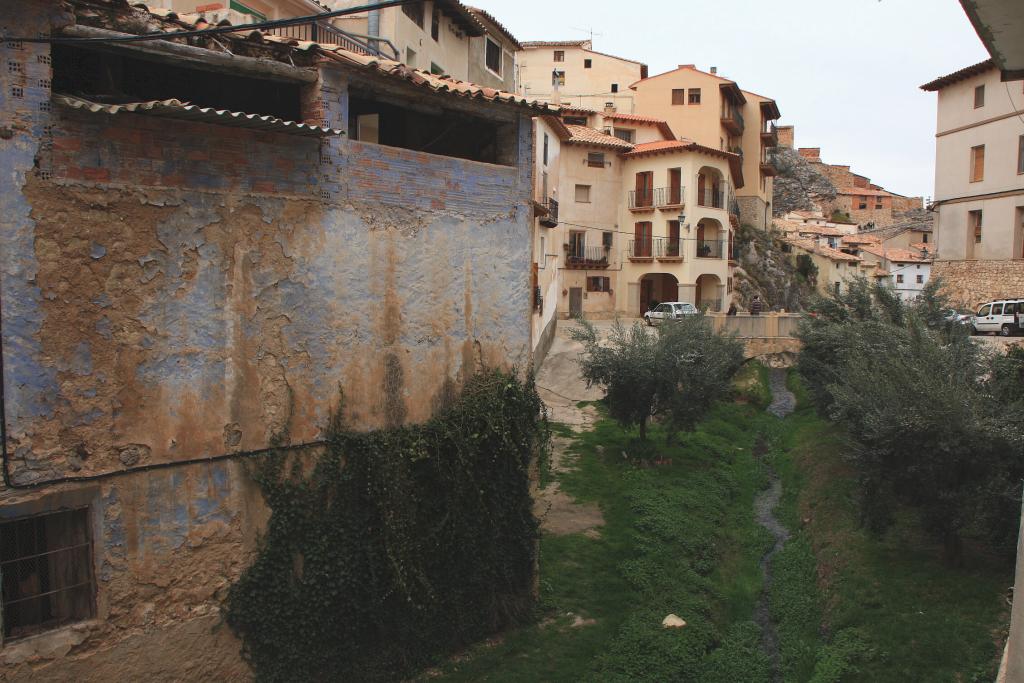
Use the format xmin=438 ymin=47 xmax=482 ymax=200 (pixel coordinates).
xmin=737 ymin=195 xmax=769 ymax=229
xmin=932 ymin=260 xmax=1024 ymax=309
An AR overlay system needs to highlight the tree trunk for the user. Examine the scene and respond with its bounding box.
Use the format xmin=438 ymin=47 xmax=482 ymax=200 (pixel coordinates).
xmin=638 ymin=419 xmax=647 ymax=441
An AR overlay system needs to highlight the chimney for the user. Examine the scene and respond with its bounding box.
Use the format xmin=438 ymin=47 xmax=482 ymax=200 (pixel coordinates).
xmin=710 ymin=66 xmax=717 ymax=74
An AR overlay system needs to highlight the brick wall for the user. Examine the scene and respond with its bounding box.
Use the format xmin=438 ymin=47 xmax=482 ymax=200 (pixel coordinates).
xmin=776 ymin=125 xmax=795 ymax=149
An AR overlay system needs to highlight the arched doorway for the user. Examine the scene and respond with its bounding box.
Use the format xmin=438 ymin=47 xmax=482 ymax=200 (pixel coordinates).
xmin=639 ymin=273 xmax=680 ymax=314
xmin=695 ymin=274 xmax=723 ymax=312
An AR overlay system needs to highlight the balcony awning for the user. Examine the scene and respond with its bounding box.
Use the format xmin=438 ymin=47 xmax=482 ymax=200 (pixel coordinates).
xmin=56 ymin=95 xmax=344 ymax=138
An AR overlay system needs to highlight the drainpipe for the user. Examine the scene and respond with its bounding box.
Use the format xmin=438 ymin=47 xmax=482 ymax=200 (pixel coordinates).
xmin=367 ymin=0 xmax=381 ymax=51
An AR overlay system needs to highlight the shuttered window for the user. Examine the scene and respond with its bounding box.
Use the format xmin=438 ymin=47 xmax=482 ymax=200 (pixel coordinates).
xmin=970 ymin=145 xmax=985 ymax=182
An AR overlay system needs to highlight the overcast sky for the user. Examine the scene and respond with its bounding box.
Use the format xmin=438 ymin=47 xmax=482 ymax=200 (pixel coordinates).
xmin=471 ymin=0 xmax=990 ymax=200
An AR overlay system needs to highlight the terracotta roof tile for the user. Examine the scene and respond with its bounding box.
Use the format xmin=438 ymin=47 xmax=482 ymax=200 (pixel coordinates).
xmin=466 ymin=6 xmax=522 ymax=51
xmin=858 ymin=244 xmax=932 ymax=263
xmin=603 ymin=112 xmax=674 ymax=139
xmin=562 ymin=124 xmax=635 ymax=150
xmin=920 ymin=59 xmax=996 ymax=91
xmin=841 ymin=234 xmax=883 ymax=245
xmin=782 ymin=236 xmax=861 ymax=262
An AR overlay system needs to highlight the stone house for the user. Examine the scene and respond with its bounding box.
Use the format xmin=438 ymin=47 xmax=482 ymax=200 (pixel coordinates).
xmin=0 ymin=0 xmax=548 ymax=678
xmin=921 ymin=59 xmax=1024 ymax=309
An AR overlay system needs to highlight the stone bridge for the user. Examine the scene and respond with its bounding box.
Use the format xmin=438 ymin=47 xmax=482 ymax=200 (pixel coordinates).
xmin=709 ymin=314 xmax=803 ymax=367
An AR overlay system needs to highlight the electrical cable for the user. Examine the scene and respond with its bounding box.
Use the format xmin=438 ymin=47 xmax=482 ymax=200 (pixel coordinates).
xmin=0 ymin=0 xmax=418 ymax=44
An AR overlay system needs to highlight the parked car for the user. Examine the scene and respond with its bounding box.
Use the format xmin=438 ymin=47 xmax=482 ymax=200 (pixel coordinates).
xmin=972 ymin=299 xmax=1024 ymax=336
xmin=940 ymin=308 xmax=973 ymax=327
xmin=644 ymin=302 xmax=699 ymax=325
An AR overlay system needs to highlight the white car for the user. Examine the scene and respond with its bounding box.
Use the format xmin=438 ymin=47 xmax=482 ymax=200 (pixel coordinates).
xmin=644 ymin=302 xmax=699 ymax=325
xmin=972 ymin=299 xmax=1023 ymax=336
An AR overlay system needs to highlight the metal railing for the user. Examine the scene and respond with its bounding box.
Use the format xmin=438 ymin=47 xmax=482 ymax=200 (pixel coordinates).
xmin=627 ymin=189 xmax=654 ymax=210
xmin=698 ymin=189 xmax=726 ymax=209
xmin=566 ymin=245 xmax=609 ymax=268
xmin=267 ymin=21 xmax=399 ymax=59
xmin=627 ymin=238 xmax=654 ymax=259
xmin=653 ymin=186 xmax=685 ymax=207
xmin=721 ymin=106 xmax=744 ymax=132
xmin=655 ymin=237 xmax=684 ymax=259
xmin=696 ymin=239 xmax=726 ymax=258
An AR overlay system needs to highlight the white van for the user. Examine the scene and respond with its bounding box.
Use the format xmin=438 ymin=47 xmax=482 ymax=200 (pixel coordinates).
xmin=972 ymin=299 xmax=1024 ymax=336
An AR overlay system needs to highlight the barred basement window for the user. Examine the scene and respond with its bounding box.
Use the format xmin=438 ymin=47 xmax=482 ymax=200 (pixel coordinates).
xmin=1 ymin=508 xmax=95 ymax=641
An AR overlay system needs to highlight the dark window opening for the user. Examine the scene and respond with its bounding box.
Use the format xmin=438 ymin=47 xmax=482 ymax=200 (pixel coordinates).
xmin=1 ymin=508 xmax=95 ymax=641
xmin=563 ymin=115 xmax=587 ymax=125
xmin=51 ymin=45 xmax=301 ymax=121
xmin=587 ymin=152 xmax=606 ymax=168
xmin=349 ymin=91 xmax=514 ymax=165
xmin=611 ymin=83 xmax=618 ymax=93
xmin=403 ymin=1 xmax=425 ymax=28
xmin=431 ymin=6 xmax=440 ymax=40
xmin=584 ymin=59 xmax=592 ymax=68
xmin=587 ymin=276 xmax=610 ymax=292
xmin=554 ymin=50 xmax=565 ymax=62
xmin=485 ymin=38 xmax=502 ymax=75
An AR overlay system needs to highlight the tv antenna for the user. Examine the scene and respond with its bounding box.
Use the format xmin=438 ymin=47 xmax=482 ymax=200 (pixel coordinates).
xmin=570 ymin=26 xmax=603 ymax=42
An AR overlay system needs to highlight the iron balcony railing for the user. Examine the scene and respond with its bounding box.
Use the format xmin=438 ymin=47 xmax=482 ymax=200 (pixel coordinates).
xmin=627 ymin=238 xmax=654 ymax=259
xmin=698 ymin=189 xmax=726 ymax=209
xmin=721 ymin=106 xmax=745 ymax=133
xmin=628 ymin=189 xmax=655 ymax=210
xmin=268 ymin=21 xmax=399 ymax=59
xmin=540 ymin=198 xmax=559 ymax=227
xmin=653 ymin=186 xmax=685 ymax=207
xmin=655 ymin=237 xmax=684 ymax=260
xmin=566 ymin=245 xmax=610 ymax=268
xmin=696 ymin=239 xmax=726 ymax=259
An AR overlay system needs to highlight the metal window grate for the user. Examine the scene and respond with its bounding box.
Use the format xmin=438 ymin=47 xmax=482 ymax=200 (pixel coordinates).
xmin=0 ymin=508 xmax=95 ymax=641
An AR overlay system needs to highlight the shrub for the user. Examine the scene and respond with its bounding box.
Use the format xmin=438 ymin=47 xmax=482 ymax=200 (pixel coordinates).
xmin=225 ymin=370 xmax=546 ymax=681
xmin=796 ymin=276 xmax=1024 ymax=563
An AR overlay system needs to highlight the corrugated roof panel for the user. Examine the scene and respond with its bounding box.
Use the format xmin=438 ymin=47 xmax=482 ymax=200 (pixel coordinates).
xmin=56 ymin=95 xmax=344 ymax=137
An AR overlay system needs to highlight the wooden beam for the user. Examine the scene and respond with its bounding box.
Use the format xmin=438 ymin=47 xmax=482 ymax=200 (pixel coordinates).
xmin=60 ymin=25 xmax=319 ymax=84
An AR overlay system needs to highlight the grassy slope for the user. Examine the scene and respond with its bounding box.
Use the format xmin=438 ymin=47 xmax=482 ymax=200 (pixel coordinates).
xmin=770 ymin=372 xmax=1011 ymax=683
xmin=435 ymin=395 xmax=773 ymax=681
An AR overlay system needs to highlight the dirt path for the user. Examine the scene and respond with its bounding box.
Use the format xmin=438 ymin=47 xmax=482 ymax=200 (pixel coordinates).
xmin=754 ymin=368 xmax=796 ymax=682
xmin=532 ymin=321 xmax=605 ymax=537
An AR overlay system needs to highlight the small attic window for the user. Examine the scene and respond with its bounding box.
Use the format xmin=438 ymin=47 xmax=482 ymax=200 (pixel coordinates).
xmin=51 ymin=45 xmax=302 ymax=122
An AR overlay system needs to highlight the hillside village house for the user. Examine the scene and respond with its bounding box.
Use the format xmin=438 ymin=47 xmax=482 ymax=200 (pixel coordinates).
xmin=0 ymin=0 xmax=548 ymax=677
xmin=518 ymin=40 xmax=648 ymax=113
xmin=921 ymin=59 xmax=1024 ymax=308
xmin=328 ymin=0 xmax=519 ymax=92
xmin=628 ymin=65 xmax=782 ymax=230
xmin=532 ymin=108 xmax=742 ymax=318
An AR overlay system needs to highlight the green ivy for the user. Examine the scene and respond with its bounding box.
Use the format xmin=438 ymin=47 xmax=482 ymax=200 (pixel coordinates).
xmin=225 ymin=370 xmax=548 ymax=682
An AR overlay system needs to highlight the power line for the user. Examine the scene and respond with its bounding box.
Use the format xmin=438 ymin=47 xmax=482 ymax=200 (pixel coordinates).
xmin=0 ymin=0 xmax=416 ymax=44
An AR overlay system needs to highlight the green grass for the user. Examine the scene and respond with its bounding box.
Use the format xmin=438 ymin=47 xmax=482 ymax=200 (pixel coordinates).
xmin=769 ymin=372 xmax=1011 ymax=683
xmin=433 ymin=398 xmax=774 ymax=681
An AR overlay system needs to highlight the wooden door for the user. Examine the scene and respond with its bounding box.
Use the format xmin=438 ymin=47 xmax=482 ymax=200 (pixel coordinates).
xmin=634 ymin=222 xmax=652 ymax=257
xmin=640 ymin=279 xmax=653 ymax=315
xmin=569 ymin=287 xmax=583 ymax=317
xmin=669 ymin=168 xmax=682 ymax=205
xmin=635 ymin=171 xmax=653 ymax=207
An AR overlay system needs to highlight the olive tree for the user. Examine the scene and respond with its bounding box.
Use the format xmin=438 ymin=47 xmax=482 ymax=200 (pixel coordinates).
xmin=571 ymin=316 xmax=744 ymax=444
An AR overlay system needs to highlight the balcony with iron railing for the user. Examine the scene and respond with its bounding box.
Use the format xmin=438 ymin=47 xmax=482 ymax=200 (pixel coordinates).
xmin=721 ymin=106 xmax=745 ymax=135
xmin=267 ymin=21 xmax=399 ymax=59
xmin=761 ymin=123 xmax=779 ymax=147
xmin=698 ymin=188 xmax=726 ymax=209
xmin=655 ymin=237 xmax=684 ymax=261
xmin=539 ymin=198 xmax=559 ymax=228
xmin=565 ymin=244 xmax=610 ymax=269
xmin=627 ymin=238 xmax=654 ymax=260
xmin=654 ymin=186 xmax=685 ymax=208
xmin=760 ymin=148 xmax=779 ymax=177
xmin=696 ymin=239 xmax=726 ymax=259
xmin=627 ymin=189 xmax=655 ymax=211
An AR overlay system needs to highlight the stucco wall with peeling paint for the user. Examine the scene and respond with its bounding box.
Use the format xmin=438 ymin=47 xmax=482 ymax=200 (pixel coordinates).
xmin=0 ymin=2 xmax=534 ymax=677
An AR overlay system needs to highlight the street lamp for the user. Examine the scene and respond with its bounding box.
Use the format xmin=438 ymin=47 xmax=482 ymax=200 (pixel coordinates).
xmin=678 ymin=211 xmax=689 ymax=232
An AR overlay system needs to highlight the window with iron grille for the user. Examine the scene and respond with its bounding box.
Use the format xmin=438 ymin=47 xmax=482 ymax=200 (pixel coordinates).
xmin=587 ymin=152 xmax=606 ymax=168
xmin=688 ymin=88 xmax=701 ymax=104
xmin=587 ymin=276 xmax=610 ymax=292
xmin=554 ymin=50 xmax=565 ymax=62
xmin=1 ymin=508 xmax=95 ymax=641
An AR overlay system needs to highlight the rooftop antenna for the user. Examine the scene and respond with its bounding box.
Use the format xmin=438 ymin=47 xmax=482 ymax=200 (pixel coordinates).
xmin=570 ymin=26 xmax=603 ymax=43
